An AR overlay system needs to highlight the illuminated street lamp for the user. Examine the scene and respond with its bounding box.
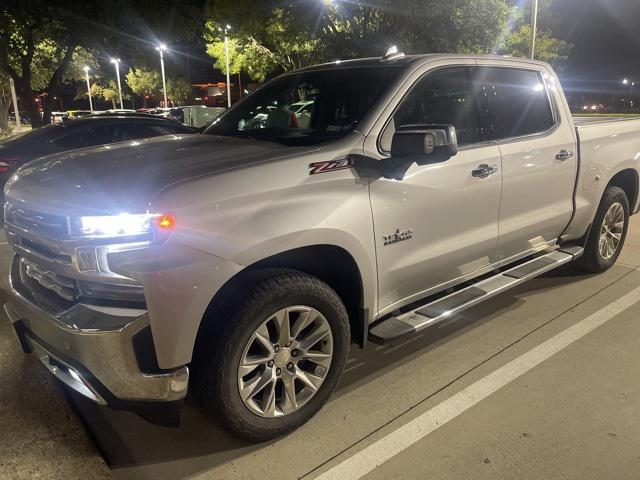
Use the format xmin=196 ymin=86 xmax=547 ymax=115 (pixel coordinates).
xmin=110 ymin=58 xmax=124 ymax=109
xmin=156 ymin=43 xmax=168 ymax=107
xmin=219 ymin=24 xmax=232 ymax=108
xmin=82 ymin=66 xmax=93 ymax=112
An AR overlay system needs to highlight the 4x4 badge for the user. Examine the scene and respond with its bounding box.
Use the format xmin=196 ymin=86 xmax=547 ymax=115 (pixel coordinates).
xmin=383 ymin=228 xmax=414 ymax=246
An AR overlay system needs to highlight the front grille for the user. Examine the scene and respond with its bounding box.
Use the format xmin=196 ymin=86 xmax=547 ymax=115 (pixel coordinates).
xmin=21 ymin=258 xmax=77 ymax=301
xmin=13 ymin=256 xmax=75 ymax=313
xmin=13 ymin=253 xmax=146 ymax=312
xmin=20 ymin=236 xmax=72 ymax=263
xmin=5 ymin=203 xmax=69 ymax=238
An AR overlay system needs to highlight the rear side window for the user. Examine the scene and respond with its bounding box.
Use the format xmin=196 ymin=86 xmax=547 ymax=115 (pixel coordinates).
xmin=138 ymin=123 xmax=188 ymax=137
xmin=51 ymin=131 xmax=85 ymax=149
xmin=479 ymin=67 xmax=555 ymax=139
xmin=78 ymin=123 xmax=140 ymax=147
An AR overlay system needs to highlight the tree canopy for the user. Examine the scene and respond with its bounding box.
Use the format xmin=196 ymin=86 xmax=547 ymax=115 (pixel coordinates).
xmin=497 ymin=0 xmax=572 ymax=65
xmin=125 ymin=67 xmax=161 ymax=107
xmin=0 ymin=0 xmax=201 ymax=126
xmin=166 ymin=78 xmax=193 ymax=107
xmin=204 ymin=0 xmax=571 ymax=81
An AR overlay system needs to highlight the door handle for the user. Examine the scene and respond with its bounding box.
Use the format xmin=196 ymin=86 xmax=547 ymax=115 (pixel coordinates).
xmin=556 ymin=150 xmax=574 ymax=161
xmin=471 ymin=164 xmax=498 ymax=178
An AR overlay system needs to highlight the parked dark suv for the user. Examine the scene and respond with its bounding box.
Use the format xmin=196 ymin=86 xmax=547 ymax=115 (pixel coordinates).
xmin=0 ymin=115 xmax=198 ymax=202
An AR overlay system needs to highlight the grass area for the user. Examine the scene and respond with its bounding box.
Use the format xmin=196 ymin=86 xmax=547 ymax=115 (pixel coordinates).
xmin=572 ymin=113 xmax=640 ymax=117
xmin=0 ymin=126 xmax=31 ymax=142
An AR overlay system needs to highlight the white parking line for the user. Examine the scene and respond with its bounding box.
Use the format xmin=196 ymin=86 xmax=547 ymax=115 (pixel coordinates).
xmin=312 ymin=286 xmax=640 ymax=480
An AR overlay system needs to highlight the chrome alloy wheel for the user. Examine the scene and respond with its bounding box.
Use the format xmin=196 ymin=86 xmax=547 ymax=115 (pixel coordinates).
xmin=237 ymin=306 xmax=333 ymax=418
xmin=599 ymin=202 xmax=625 ymax=260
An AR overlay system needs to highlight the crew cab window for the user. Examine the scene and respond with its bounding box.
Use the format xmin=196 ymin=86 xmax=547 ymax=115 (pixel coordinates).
xmin=479 ymin=67 xmax=555 ymax=139
xmin=381 ymin=67 xmax=481 ymax=151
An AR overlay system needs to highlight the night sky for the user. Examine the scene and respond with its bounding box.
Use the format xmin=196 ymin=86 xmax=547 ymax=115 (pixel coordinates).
xmin=552 ymin=0 xmax=640 ymax=100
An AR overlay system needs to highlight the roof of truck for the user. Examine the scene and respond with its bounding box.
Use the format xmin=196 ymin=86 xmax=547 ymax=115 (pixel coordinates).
xmin=297 ymin=53 xmax=550 ymax=72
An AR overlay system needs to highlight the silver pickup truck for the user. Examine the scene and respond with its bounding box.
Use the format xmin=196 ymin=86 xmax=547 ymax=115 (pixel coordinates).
xmin=4 ymin=51 xmax=639 ymax=440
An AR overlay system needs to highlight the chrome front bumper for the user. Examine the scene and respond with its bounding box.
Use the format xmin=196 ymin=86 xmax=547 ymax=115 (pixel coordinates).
xmin=5 ymin=280 xmax=189 ymax=406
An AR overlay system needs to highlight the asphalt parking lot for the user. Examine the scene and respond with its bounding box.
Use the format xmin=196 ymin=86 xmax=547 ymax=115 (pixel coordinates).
xmin=1 ymin=217 xmax=640 ymax=480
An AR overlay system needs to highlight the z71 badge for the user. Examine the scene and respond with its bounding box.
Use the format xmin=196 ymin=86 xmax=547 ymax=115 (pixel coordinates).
xmin=383 ymin=228 xmax=415 ymax=246
xmin=309 ymin=158 xmax=353 ymax=175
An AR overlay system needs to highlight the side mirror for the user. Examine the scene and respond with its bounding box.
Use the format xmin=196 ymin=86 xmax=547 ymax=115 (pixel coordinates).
xmin=390 ymin=124 xmax=458 ymax=165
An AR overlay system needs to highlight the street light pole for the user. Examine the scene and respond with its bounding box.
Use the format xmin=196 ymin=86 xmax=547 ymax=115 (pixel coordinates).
xmin=157 ymin=44 xmax=168 ymax=107
xmin=83 ymin=66 xmax=93 ymax=112
xmin=530 ymin=0 xmax=539 ymax=60
xmin=220 ymin=24 xmax=232 ymax=108
xmin=623 ymin=78 xmax=635 ymax=109
xmin=111 ymin=58 xmax=124 ymax=110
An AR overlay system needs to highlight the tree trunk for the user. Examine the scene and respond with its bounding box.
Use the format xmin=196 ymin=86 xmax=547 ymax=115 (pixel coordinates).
xmin=0 ymin=97 xmax=11 ymax=132
xmin=14 ymin=79 xmax=41 ymax=129
xmin=42 ymin=43 xmax=77 ymax=127
xmin=16 ymin=26 xmax=42 ymax=129
xmin=42 ymin=94 xmax=54 ymax=127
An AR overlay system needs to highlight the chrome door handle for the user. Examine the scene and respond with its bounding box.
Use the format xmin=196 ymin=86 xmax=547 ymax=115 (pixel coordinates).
xmin=556 ymin=150 xmax=574 ymax=161
xmin=471 ymin=164 xmax=498 ymax=178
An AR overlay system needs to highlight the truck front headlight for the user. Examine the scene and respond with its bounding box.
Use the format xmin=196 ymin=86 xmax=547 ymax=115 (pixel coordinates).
xmin=72 ymin=212 xmax=176 ymax=238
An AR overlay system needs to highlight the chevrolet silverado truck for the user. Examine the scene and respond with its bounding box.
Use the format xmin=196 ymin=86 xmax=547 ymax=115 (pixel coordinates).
xmin=4 ymin=51 xmax=639 ymax=441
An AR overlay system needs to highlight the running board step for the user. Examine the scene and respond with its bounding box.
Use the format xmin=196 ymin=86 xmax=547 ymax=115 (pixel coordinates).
xmin=369 ymin=248 xmax=582 ymax=344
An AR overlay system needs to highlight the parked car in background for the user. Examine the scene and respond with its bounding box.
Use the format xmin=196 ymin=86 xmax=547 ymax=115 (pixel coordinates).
xmin=86 ymin=109 xmax=137 ymax=116
xmin=7 ymin=111 xmax=30 ymax=125
xmin=290 ymin=100 xmax=314 ymax=128
xmin=65 ymin=110 xmax=93 ymax=119
xmin=87 ymin=111 xmax=160 ymax=119
xmin=50 ymin=111 xmax=67 ymax=125
xmin=181 ymin=106 xmax=226 ymax=128
xmin=0 ymin=115 xmax=197 ymax=203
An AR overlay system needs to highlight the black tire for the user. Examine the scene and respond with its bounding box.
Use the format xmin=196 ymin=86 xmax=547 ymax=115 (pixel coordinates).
xmin=191 ymin=268 xmax=350 ymax=441
xmin=578 ymin=185 xmax=630 ymax=273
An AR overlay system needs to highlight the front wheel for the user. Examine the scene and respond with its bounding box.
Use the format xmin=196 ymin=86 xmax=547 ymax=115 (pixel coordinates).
xmin=192 ymin=269 xmax=350 ymax=441
xmin=578 ymin=185 xmax=630 ymax=273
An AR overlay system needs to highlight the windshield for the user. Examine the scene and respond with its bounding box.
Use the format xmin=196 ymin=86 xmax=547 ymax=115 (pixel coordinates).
xmin=205 ymin=66 xmax=403 ymax=146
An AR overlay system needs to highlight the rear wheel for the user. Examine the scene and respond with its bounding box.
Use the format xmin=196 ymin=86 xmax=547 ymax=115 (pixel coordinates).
xmin=578 ymin=186 xmax=629 ymax=273
xmin=192 ymin=269 xmax=350 ymax=441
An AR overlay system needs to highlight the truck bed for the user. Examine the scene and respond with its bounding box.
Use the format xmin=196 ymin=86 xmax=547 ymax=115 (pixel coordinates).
xmin=572 ymin=115 xmax=640 ymax=126
xmin=566 ymin=114 xmax=640 ymax=240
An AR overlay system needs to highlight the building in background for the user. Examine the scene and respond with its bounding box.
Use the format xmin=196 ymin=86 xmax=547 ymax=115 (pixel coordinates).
xmin=192 ymin=81 xmax=257 ymax=107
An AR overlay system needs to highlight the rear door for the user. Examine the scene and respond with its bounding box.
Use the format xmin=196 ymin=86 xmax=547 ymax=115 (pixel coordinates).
xmin=476 ymin=64 xmax=577 ymax=260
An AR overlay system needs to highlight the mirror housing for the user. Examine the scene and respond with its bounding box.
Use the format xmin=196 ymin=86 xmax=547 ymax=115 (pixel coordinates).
xmin=390 ymin=124 xmax=458 ymax=165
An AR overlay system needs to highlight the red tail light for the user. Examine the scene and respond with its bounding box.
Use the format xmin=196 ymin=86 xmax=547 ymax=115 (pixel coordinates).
xmin=0 ymin=157 xmax=20 ymax=173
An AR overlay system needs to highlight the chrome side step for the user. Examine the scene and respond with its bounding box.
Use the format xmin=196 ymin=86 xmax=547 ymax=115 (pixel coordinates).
xmin=369 ymin=248 xmax=583 ymax=344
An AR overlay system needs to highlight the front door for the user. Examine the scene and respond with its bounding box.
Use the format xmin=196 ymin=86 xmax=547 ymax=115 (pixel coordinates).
xmin=368 ymin=65 xmax=502 ymax=314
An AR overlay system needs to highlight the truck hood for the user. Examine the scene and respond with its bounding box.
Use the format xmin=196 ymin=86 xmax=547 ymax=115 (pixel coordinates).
xmin=5 ymin=134 xmax=317 ymax=215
